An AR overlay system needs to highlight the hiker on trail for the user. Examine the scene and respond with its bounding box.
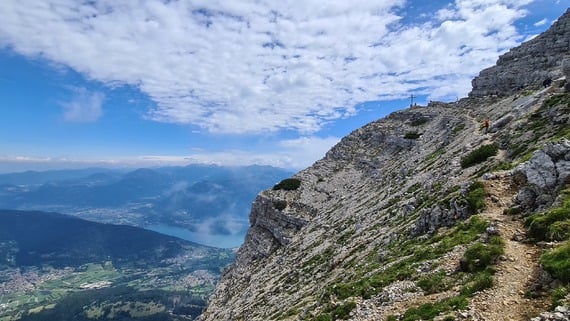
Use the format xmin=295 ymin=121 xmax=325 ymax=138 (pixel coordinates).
xmin=484 ymin=118 xmax=490 ymax=133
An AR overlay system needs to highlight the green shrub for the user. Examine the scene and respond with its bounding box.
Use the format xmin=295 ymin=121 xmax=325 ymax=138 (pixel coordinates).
xmin=402 ymin=302 xmax=441 ymax=321
xmin=548 ymin=221 xmax=570 ymax=241
xmin=331 ymin=282 xmax=359 ymax=300
xmin=551 ymin=285 xmax=569 ymax=308
xmin=544 ymin=94 xmax=570 ymax=108
xmin=401 ymin=296 xmax=468 ymax=321
xmin=404 ymin=131 xmax=422 ymax=139
xmin=330 ymin=259 xmax=415 ymax=300
xmin=493 ymin=161 xmax=515 ymax=171
xmin=417 ymin=271 xmax=450 ymax=294
xmin=503 ymin=207 xmax=522 ymax=216
xmin=312 ymin=314 xmax=332 ymax=321
xmin=461 ymin=237 xmax=504 ymax=272
xmin=460 ymin=271 xmax=494 ymax=296
xmin=460 ymin=144 xmax=498 ymax=168
xmin=273 ymin=178 xmax=301 ymax=191
xmin=541 ymin=241 xmax=570 ymax=282
xmin=526 ymin=215 xmax=550 ymax=241
xmin=273 ymin=200 xmax=287 ymax=211
xmin=466 ymin=181 xmax=486 ymax=213
xmin=429 ymin=216 xmax=489 ymax=256
xmin=526 ymin=193 xmax=570 ymax=241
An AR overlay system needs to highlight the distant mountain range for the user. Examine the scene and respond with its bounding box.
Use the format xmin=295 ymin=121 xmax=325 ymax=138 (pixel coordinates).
xmin=0 ymin=209 xmax=235 ymax=321
xmin=0 ymin=165 xmax=293 ymax=247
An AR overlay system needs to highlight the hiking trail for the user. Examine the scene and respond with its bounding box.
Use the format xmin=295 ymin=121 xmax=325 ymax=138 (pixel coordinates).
xmin=465 ymin=175 xmax=549 ymax=321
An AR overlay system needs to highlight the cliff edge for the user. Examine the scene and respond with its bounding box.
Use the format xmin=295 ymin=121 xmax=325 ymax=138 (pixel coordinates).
xmin=200 ymin=9 xmax=570 ymax=321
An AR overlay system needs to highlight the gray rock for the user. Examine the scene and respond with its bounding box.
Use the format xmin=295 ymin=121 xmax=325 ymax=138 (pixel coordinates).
xmin=514 ymin=140 xmax=570 ymax=212
xmin=556 ymin=306 xmax=569 ymax=313
xmin=515 ymin=151 xmax=557 ymax=189
xmin=470 ymin=9 xmax=570 ymax=97
xmin=562 ymin=58 xmax=570 ymax=79
xmin=486 ymin=225 xmax=500 ymax=236
xmin=490 ymin=114 xmax=514 ymax=132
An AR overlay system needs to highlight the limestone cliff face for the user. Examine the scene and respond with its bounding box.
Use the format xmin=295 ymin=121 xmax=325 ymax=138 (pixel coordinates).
xmin=199 ymin=10 xmax=570 ymax=321
xmin=201 ymin=105 xmax=477 ymax=321
xmin=470 ymin=8 xmax=570 ymax=97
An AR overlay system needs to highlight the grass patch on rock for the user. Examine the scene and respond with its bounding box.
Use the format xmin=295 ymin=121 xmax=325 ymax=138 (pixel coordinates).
xmin=399 ymin=296 xmax=468 ymax=321
xmin=460 ymin=144 xmax=498 ymax=168
xmin=417 ymin=271 xmax=453 ymax=294
xmin=273 ymin=178 xmax=301 ymax=191
xmin=404 ymin=131 xmax=422 ymax=139
xmin=460 ymin=270 xmax=494 ymax=296
xmin=526 ymin=188 xmax=570 ymax=242
xmin=460 ymin=236 xmax=504 ymax=272
xmin=465 ymin=181 xmax=486 ymax=213
xmin=541 ymin=241 xmax=570 ymax=283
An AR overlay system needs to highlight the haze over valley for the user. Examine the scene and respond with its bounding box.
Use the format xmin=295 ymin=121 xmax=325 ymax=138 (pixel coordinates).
xmin=0 ymin=165 xmax=292 ymax=248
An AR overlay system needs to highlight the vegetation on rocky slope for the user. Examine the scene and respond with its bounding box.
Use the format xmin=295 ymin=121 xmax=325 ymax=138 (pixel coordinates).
xmin=200 ymin=76 xmax=570 ymax=321
xmin=460 ymin=144 xmax=499 ymax=168
xmin=197 ymin=10 xmax=570 ymax=319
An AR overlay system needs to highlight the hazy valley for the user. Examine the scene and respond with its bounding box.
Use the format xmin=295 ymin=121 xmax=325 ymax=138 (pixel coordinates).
xmin=0 ymin=165 xmax=292 ymax=248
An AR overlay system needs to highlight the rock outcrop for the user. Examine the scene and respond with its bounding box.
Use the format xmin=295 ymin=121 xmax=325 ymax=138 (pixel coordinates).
xmin=470 ymin=8 xmax=570 ymax=97
xmin=514 ymin=139 xmax=570 ymax=212
xmin=199 ymin=9 xmax=570 ymax=321
xmin=530 ymin=306 xmax=570 ymax=321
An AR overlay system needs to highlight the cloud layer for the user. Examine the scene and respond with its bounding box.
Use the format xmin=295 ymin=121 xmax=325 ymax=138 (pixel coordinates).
xmin=0 ymin=0 xmax=532 ymax=133
xmin=0 ymin=135 xmax=339 ymax=171
xmin=60 ymin=88 xmax=105 ymax=122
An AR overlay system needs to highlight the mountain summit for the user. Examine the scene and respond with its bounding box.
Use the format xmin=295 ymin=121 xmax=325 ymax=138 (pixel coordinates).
xmin=199 ymin=8 xmax=570 ymax=321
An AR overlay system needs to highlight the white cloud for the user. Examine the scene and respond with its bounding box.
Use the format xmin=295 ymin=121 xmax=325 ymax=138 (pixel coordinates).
xmin=60 ymin=88 xmax=105 ymax=122
xmin=278 ymin=136 xmax=341 ymax=167
xmin=0 ymin=0 xmax=534 ymax=133
xmin=165 ymin=135 xmax=339 ymax=169
xmin=534 ymin=18 xmax=548 ymax=26
xmin=0 ymin=135 xmax=339 ymax=172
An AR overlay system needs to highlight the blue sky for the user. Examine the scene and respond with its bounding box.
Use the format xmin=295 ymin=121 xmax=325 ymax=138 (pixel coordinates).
xmin=0 ymin=0 xmax=567 ymax=173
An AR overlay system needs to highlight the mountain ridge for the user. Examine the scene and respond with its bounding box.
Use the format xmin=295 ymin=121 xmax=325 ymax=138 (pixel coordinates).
xmin=198 ymin=8 xmax=570 ymax=321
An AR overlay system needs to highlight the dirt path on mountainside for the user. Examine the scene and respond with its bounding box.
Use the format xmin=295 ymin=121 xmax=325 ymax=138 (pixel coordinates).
xmin=465 ymin=175 xmax=549 ymax=321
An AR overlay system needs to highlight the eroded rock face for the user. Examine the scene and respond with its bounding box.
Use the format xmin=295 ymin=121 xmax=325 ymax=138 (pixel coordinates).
xmin=199 ymin=94 xmax=569 ymax=320
xmin=514 ymin=139 xmax=570 ymax=211
xmin=199 ymin=10 xmax=570 ymax=321
xmin=470 ymin=8 xmax=570 ymax=97
xmin=197 ymin=103 xmax=477 ymax=321
xmin=249 ymin=193 xmax=309 ymax=247
xmin=411 ymin=200 xmax=471 ymax=236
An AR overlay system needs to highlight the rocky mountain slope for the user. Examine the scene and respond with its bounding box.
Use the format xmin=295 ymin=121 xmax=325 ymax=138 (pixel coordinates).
xmin=470 ymin=8 xmax=570 ymax=97
xmin=199 ymin=9 xmax=570 ymax=321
